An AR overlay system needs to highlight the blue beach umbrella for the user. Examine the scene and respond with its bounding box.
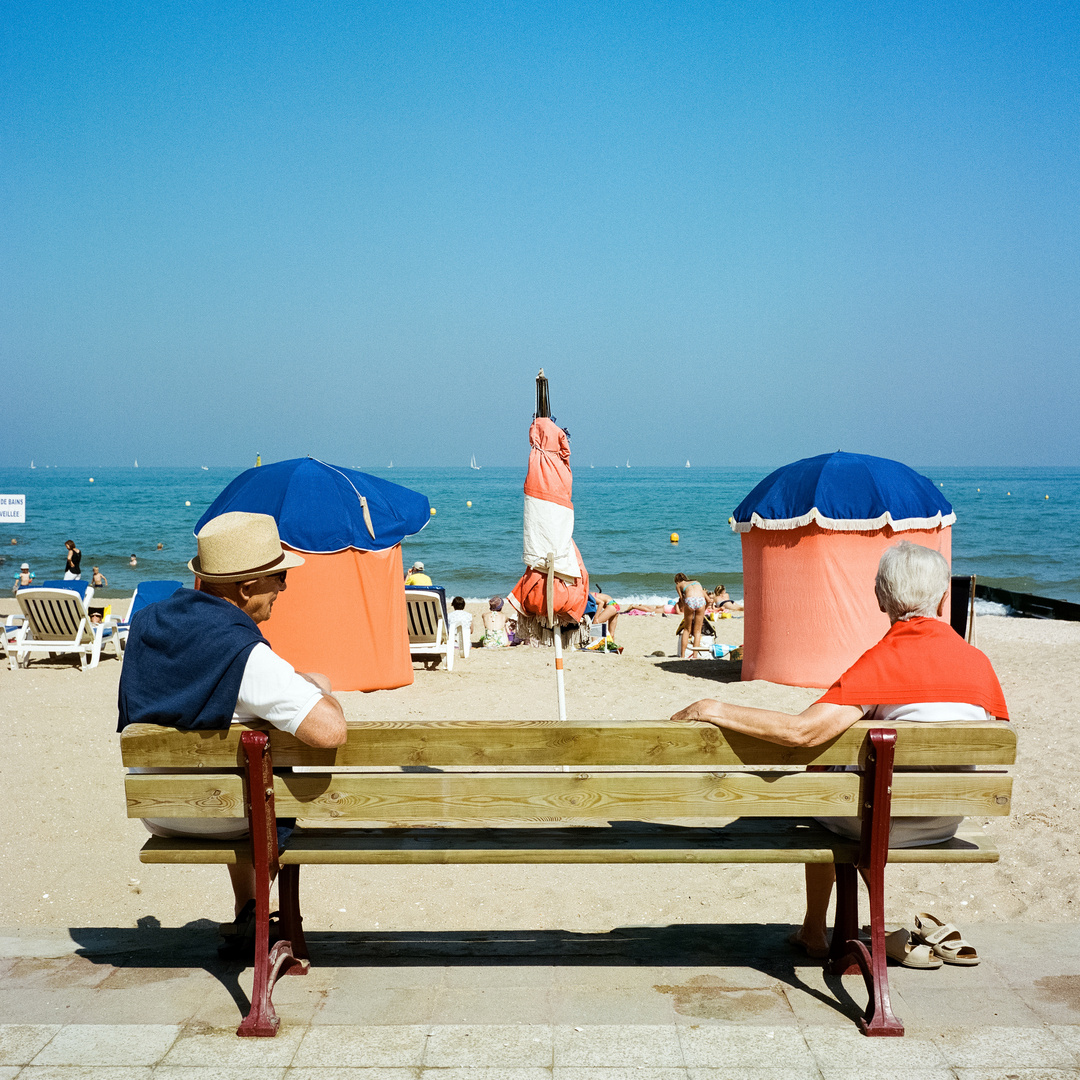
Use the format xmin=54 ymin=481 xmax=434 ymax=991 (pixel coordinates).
xmin=731 ymin=451 xmax=955 ymax=533
xmin=195 ymin=457 xmax=430 ymax=552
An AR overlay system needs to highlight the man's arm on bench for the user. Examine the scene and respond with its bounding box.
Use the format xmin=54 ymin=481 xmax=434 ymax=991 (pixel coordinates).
xmin=672 ymin=700 xmax=863 ymax=748
xmin=294 ymin=673 xmax=347 ymax=748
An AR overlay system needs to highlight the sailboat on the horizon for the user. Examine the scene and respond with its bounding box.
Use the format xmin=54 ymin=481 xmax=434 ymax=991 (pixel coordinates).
xmin=134 ymin=459 xmax=138 ymax=467
xmin=388 ymin=460 xmax=393 ymax=468
xmin=685 ymin=460 xmax=691 ymax=468
xmin=30 ymin=460 xmax=35 ymax=469
xmin=470 ymin=455 xmax=481 ymax=470
xmin=626 ymin=458 xmax=631 ymax=468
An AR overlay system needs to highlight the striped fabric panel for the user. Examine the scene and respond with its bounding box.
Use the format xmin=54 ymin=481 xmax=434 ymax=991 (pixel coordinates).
xmin=407 ymin=600 xmax=439 ymax=643
xmin=26 ymin=597 xmax=87 ymax=642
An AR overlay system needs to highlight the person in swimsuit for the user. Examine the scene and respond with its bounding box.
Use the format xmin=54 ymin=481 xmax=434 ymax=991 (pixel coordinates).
xmin=91 ymin=567 xmax=108 ymax=588
xmin=674 ymin=573 xmax=708 ymax=657
xmin=13 ymin=562 xmax=34 ymax=593
xmin=591 ymin=587 xmax=621 ymax=640
xmin=711 ymin=585 xmax=743 ymax=613
xmin=481 ymin=596 xmax=510 ymax=647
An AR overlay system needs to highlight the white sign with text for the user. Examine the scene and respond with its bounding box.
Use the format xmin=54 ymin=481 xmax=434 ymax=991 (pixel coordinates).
xmin=0 ymin=495 xmax=26 ymax=523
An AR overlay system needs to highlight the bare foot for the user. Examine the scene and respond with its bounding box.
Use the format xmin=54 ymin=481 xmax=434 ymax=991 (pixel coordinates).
xmin=787 ymin=929 xmax=829 ymax=959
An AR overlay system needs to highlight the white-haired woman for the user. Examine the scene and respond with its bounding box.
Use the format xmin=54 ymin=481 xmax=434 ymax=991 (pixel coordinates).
xmin=672 ymin=541 xmax=1009 ymax=959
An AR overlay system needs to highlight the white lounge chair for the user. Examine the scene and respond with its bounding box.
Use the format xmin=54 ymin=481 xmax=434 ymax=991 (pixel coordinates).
xmin=405 ymin=586 xmax=453 ymax=671
xmin=6 ymin=587 xmax=119 ymax=670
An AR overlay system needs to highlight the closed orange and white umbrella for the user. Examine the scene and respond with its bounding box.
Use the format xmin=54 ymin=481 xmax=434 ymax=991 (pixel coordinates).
xmin=507 ymin=371 xmax=588 ymax=719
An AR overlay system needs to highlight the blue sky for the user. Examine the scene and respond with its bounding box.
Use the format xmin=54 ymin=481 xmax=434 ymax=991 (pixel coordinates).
xmin=3 ymin=1 xmax=1078 ymax=467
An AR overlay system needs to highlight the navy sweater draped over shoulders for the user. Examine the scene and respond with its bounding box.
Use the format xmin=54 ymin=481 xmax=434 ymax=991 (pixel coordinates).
xmin=117 ymin=589 xmax=266 ymax=732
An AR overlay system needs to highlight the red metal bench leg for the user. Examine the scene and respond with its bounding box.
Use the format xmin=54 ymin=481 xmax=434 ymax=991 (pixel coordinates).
xmin=236 ymin=730 xmax=307 ymax=1037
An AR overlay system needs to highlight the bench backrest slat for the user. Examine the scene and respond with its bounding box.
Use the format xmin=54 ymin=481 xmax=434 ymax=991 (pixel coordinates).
xmin=125 ymin=769 xmax=1012 ymax=824
xmin=120 ymin=720 xmax=1016 ymax=770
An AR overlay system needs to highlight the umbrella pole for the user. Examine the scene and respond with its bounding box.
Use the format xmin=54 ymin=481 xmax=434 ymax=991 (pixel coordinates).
xmin=547 ymin=551 xmax=567 ymax=722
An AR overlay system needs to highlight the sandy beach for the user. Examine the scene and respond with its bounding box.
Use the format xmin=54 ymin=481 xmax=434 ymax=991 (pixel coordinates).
xmin=2 ymin=599 xmax=1078 ymax=940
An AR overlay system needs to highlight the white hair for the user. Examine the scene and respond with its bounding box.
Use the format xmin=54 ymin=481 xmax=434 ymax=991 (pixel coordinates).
xmin=874 ymin=541 xmax=950 ymax=622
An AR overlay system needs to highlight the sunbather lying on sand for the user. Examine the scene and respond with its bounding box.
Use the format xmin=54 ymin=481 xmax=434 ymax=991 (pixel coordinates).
xmin=710 ymin=585 xmax=743 ymax=613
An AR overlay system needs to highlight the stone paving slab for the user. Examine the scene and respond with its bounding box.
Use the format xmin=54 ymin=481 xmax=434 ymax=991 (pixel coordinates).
xmin=0 ymin=923 xmax=1078 ymax=1075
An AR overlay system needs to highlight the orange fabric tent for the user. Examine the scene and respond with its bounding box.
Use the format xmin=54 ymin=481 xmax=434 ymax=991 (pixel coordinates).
xmin=733 ymin=452 xmax=956 ymax=688
xmin=258 ymin=543 xmax=413 ymax=692
xmin=194 ymin=458 xmax=431 ymax=693
xmin=740 ymin=523 xmax=951 ymax=688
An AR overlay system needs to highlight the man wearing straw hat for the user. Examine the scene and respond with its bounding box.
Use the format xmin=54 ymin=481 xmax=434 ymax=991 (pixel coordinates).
xmin=118 ymin=512 xmax=347 ymax=946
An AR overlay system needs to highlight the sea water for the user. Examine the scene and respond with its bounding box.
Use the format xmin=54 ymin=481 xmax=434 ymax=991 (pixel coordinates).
xmin=2 ymin=465 xmax=1078 ymax=605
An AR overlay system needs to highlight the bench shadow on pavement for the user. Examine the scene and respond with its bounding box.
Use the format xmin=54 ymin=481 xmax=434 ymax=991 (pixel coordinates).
xmin=67 ymin=916 xmax=863 ymax=1024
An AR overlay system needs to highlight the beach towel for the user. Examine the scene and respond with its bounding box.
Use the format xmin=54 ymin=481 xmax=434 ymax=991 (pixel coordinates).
xmin=817 ymin=616 xmax=1009 ymax=719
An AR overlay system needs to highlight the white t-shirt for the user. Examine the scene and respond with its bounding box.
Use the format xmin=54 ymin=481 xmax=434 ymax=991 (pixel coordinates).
xmin=140 ymin=643 xmax=325 ymax=839
xmin=817 ymin=701 xmax=993 ymax=848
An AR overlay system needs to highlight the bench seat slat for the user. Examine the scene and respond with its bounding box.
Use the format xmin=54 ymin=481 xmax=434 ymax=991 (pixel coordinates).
xmin=120 ymin=720 xmax=1016 ymax=769
xmin=137 ymin=822 xmax=1000 ymax=866
xmin=126 ymin=770 xmax=1012 ymax=822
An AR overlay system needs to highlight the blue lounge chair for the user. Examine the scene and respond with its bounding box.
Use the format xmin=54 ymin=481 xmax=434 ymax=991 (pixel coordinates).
xmin=114 ymin=580 xmax=185 ymax=655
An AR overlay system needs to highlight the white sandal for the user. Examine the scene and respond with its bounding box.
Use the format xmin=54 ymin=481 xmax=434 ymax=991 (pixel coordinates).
xmin=914 ymin=912 xmax=980 ymax=966
xmin=884 ymin=927 xmax=942 ymax=969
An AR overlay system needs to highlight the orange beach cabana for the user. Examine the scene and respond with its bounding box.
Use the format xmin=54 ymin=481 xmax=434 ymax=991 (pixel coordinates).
xmin=195 ymin=457 xmax=430 ymax=691
xmin=731 ymin=452 xmax=955 ymax=689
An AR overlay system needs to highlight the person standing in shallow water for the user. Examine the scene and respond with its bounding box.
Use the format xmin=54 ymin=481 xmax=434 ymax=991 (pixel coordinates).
xmin=63 ymin=540 xmax=82 ymax=580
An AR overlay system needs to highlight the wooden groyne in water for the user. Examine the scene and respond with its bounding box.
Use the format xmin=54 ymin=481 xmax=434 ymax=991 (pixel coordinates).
xmin=976 ymin=584 xmax=1080 ymax=622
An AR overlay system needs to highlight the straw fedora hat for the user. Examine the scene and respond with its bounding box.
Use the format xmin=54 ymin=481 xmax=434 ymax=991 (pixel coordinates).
xmin=188 ymin=512 xmax=305 ymax=583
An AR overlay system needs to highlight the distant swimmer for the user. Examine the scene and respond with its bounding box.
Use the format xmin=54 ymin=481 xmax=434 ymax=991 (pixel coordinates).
xmin=129 ymin=554 xmax=138 ymax=568
xmin=157 ymin=543 xmax=164 ymax=550
xmin=64 ymin=539 xmax=82 ymax=580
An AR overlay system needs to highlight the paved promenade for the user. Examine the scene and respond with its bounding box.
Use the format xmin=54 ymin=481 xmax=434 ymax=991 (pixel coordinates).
xmin=2 ymin=922 xmax=1080 ymax=1077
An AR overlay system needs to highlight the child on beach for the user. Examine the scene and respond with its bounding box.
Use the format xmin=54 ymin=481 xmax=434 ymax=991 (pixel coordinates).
xmin=13 ymin=562 xmax=33 ymax=593
xmin=448 ymin=595 xmax=473 ymax=648
xmin=91 ymin=567 xmax=108 ymax=588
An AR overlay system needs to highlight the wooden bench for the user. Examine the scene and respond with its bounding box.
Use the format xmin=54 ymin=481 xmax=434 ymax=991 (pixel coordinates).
xmin=121 ymin=719 xmax=1015 ymax=1038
